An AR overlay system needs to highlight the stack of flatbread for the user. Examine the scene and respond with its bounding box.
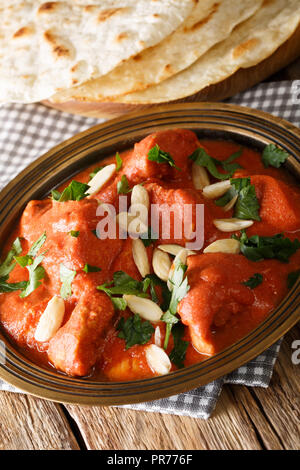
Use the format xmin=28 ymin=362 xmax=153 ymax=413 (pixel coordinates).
xmin=1 ymin=0 xmax=300 ymax=107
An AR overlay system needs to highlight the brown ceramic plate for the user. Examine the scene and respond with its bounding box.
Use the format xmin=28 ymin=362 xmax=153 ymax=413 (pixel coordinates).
xmin=0 ymin=103 xmax=299 ymax=405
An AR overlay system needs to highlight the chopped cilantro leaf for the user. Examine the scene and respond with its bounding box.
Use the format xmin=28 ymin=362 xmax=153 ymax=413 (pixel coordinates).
xmin=52 ymin=181 xmax=90 ymax=202
xmin=242 ymin=273 xmax=263 ymax=289
xmin=148 ymin=144 xmax=181 ymax=170
xmin=98 ymin=271 xmax=147 ymax=297
xmin=89 ymin=166 xmax=104 ymax=180
xmin=144 ymin=274 xmax=171 ymax=310
xmin=0 ymin=277 xmax=28 ymax=293
xmin=115 ymin=152 xmax=123 ymax=171
xmin=117 ymin=175 xmax=131 ymax=194
xmin=233 ymin=231 xmax=300 ymax=263
xmin=60 ymin=264 xmax=76 ymax=299
xmin=189 ymin=148 xmax=243 ymax=180
xmin=83 ymin=264 xmax=101 ymax=273
xmin=169 ymin=323 xmax=189 ymax=369
xmin=162 ymin=259 xmax=190 ymax=349
xmin=0 ymin=237 xmax=22 ymax=278
xmin=70 ymin=230 xmax=79 ymax=238
xmin=117 ymin=314 xmax=154 ymax=350
xmin=262 ymin=144 xmax=289 ymax=168
xmin=6 ymin=233 xmax=47 ymax=298
xmin=230 ymin=177 xmax=261 ymax=221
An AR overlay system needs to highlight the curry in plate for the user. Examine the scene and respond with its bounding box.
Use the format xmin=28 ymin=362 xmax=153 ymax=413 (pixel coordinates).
xmin=0 ymin=129 xmax=299 ymax=380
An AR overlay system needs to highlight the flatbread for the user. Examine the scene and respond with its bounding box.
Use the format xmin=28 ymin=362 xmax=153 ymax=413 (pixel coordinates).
xmin=114 ymin=0 xmax=300 ymax=104
xmin=51 ymin=0 xmax=263 ymax=103
xmin=0 ymin=0 xmax=194 ymax=103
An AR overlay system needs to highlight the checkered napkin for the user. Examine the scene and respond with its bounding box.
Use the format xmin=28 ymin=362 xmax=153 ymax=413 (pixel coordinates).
xmin=0 ymin=81 xmax=298 ymax=419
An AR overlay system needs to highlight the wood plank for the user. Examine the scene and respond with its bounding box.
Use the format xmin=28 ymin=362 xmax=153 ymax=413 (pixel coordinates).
xmin=66 ymin=386 xmax=263 ymax=450
xmin=0 ymin=392 xmax=80 ymax=450
xmin=226 ymin=385 xmax=283 ymax=450
xmin=249 ymin=326 xmax=300 ymax=450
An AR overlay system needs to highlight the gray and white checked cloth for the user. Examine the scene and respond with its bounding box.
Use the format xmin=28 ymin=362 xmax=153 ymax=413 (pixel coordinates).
xmin=0 ymin=80 xmax=298 ymax=419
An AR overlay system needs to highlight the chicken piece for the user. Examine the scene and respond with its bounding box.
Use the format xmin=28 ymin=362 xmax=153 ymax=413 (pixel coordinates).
xmin=248 ymin=175 xmax=300 ymax=236
xmin=178 ymin=253 xmax=292 ymax=355
xmin=144 ymin=180 xmax=223 ymax=248
xmin=48 ymin=287 xmax=114 ymax=376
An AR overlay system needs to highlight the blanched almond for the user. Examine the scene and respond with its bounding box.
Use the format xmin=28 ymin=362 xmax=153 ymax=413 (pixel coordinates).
xmin=152 ymin=248 xmax=172 ymax=282
xmin=157 ymin=244 xmax=196 ymax=257
xmin=192 ymin=162 xmax=210 ymax=190
xmin=154 ymin=326 xmax=162 ymax=347
xmin=213 ymin=218 xmax=254 ymax=232
xmin=123 ymin=295 xmax=163 ymax=322
xmin=223 ymin=194 xmax=238 ymax=212
xmin=132 ymin=238 xmax=150 ymax=277
xmin=167 ymin=248 xmax=187 ymax=291
xmin=203 ymin=180 xmax=231 ymax=199
xmin=146 ymin=344 xmax=171 ymax=376
xmin=86 ymin=164 xmax=116 ymax=195
xmin=34 ymin=296 xmax=65 ymax=342
xmin=203 ymin=238 xmax=241 ymax=254
xmin=131 ymin=184 xmax=150 ymax=210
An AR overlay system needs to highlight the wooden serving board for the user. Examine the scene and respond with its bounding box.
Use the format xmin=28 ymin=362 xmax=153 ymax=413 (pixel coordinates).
xmin=43 ymin=25 xmax=300 ymax=120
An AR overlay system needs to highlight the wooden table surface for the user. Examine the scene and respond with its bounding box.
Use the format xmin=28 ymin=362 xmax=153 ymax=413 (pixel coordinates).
xmin=0 ymin=60 xmax=299 ymax=451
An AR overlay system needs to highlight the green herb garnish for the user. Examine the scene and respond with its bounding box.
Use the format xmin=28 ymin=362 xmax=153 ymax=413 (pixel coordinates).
xmin=162 ymin=259 xmax=190 ymax=349
xmin=0 ymin=277 xmax=28 ymax=293
xmin=117 ymin=314 xmax=154 ymax=350
xmin=117 ymin=175 xmax=131 ymax=194
xmin=11 ymin=232 xmax=47 ymax=298
xmin=115 ymin=152 xmax=123 ymax=171
xmin=189 ymin=148 xmax=243 ymax=180
xmin=83 ymin=264 xmax=101 ymax=273
xmin=262 ymin=144 xmax=289 ymax=168
xmin=70 ymin=230 xmax=79 ymax=238
xmin=242 ymin=273 xmax=263 ymax=289
xmin=215 ymin=177 xmax=260 ymax=221
xmin=143 ymin=274 xmax=171 ymax=311
xmin=19 ymin=255 xmax=46 ymax=298
xmin=0 ymin=237 xmax=22 ymax=278
xmin=169 ymin=323 xmax=189 ymax=369
xmin=98 ymin=271 xmax=148 ymax=297
xmin=148 ymin=144 xmax=181 ymax=170
xmin=233 ymin=231 xmax=300 ymax=263
xmin=231 ymin=177 xmax=260 ymax=221
xmin=60 ymin=264 xmax=76 ymax=299
xmin=52 ymin=180 xmax=90 ymax=202
xmin=89 ymin=166 xmax=104 ymax=180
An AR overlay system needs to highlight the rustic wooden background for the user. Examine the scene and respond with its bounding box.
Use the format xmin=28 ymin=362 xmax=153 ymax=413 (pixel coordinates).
xmin=0 ymin=59 xmax=299 ymax=451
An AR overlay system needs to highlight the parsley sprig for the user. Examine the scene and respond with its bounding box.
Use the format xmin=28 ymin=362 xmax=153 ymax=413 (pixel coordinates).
xmin=162 ymin=258 xmax=190 ymax=349
xmin=117 ymin=314 xmax=154 ymax=350
xmin=117 ymin=175 xmax=131 ymax=194
xmin=242 ymin=273 xmax=263 ymax=289
xmin=169 ymin=323 xmax=189 ymax=369
xmin=60 ymin=264 xmax=76 ymax=299
xmin=148 ymin=144 xmax=181 ymax=170
xmin=233 ymin=231 xmax=300 ymax=263
xmin=189 ymin=148 xmax=243 ymax=180
xmin=51 ymin=180 xmax=90 ymax=202
xmin=0 ymin=237 xmax=22 ymax=278
xmin=97 ymin=271 xmax=149 ymax=310
xmin=13 ymin=232 xmax=47 ymax=298
xmin=262 ymin=144 xmax=289 ymax=168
